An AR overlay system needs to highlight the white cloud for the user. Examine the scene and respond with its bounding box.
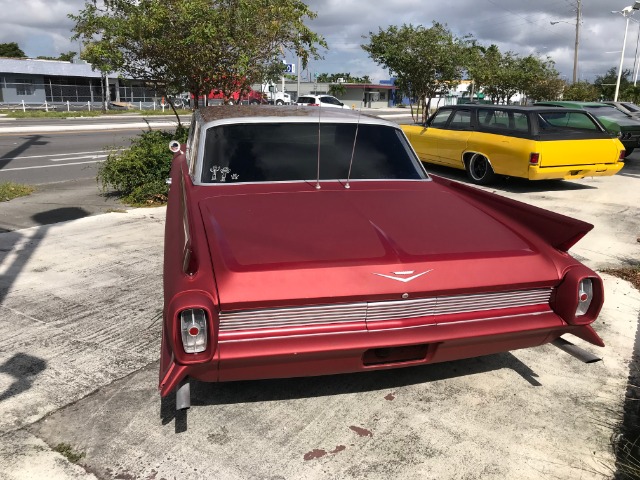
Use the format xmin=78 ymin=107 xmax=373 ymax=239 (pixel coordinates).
xmin=0 ymin=0 xmax=637 ymax=81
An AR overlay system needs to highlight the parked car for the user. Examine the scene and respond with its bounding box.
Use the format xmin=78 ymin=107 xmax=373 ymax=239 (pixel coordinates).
xmin=161 ymin=105 xmax=605 ymax=410
xmin=534 ymin=101 xmax=640 ymax=156
xmin=401 ymin=104 xmax=624 ymax=184
xmin=296 ymin=94 xmax=350 ymax=109
xmin=603 ymin=101 xmax=640 ymax=118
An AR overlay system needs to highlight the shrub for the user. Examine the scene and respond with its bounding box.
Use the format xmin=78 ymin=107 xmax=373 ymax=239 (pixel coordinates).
xmin=98 ymin=126 xmax=188 ymax=205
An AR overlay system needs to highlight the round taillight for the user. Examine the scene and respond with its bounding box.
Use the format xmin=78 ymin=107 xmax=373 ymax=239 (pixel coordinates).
xmin=188 ymin=326 xmax=200 ymax=336
xmin=580 ymin=293 xmax=589 ymax=302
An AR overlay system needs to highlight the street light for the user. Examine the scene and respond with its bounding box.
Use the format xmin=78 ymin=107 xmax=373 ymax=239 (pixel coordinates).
xmin=612 ymin=1 xmax=640 ymax=101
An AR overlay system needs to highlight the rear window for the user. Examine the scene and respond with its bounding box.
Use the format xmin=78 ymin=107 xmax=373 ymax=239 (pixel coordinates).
xmin=583 ymin=106 xmax=631 ymax=120
xmin=297 ymin=96 xmax=316 ymax=104
xmin=200 ymin=123 xmax=426 ymax=184
xmin=537 ymin=111 xmax=600 ymax=131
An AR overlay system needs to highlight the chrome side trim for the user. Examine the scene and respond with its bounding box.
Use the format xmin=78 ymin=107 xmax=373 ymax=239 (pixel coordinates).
xmin=218 ymin=288 xmax=553 ymax=332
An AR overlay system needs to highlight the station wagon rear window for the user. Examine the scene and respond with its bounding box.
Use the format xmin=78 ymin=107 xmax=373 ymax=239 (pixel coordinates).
xmin=200 ymin=123 xmax=426 ymax=184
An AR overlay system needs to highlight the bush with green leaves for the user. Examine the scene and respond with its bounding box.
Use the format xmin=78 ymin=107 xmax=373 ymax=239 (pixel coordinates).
xmin=98 ymin=127 xmax=188 ymax=205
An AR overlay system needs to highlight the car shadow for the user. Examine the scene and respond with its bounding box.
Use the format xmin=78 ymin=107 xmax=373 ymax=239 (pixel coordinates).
xmin=618 ymin=157 xmax=640 ymax=178
xmin=424 ymin=164 xmax=598 ymax=193
xmin=159 ymin=350 xmax=541 ymax=432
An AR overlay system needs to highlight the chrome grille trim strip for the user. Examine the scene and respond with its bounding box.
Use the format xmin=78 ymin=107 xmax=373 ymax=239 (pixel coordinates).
xmin=219 ymin=303 xmax=367 ymax=332
xmin=218 ymin=288 xmax=553 ymax=332
xmin=218 ymin=310 xmax=551 ymax=342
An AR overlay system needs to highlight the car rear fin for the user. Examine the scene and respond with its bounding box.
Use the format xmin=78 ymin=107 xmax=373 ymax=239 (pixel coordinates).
xmin=431 ymin=175 xmax=593 ymax=252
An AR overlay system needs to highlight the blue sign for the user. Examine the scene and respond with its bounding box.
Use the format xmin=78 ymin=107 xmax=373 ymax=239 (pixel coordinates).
xmin=285 ymin=63 xmax=296 ymax=74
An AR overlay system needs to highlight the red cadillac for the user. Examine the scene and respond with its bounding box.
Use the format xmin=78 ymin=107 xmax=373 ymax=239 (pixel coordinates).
xmin=160 ymin=106 xmax=604 ymax=410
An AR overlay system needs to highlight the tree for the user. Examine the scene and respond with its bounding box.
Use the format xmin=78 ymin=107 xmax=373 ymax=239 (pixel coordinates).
xmin=563 ymin=81 xmax=599 ymax=101
xmin=517 ymin=55 xmax=563 ymax=102
xmin=594 ymin=67 xmax=630 ymax=101
xmin=37 ymin=51 xmax=77 ymax=62
xmin=363 ymin=23 xmax=468 ymax=123
xmin=328 ymin=83 xmax=346 ymax=97
xmin=70 ymin=0 xmax=326 ymax=114
xmin=0 ymin=42 xmax=26 ymax=58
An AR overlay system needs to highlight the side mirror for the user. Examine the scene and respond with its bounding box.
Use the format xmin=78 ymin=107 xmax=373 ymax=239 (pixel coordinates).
xmin=169 ymin=140 xmax=182 ymax=153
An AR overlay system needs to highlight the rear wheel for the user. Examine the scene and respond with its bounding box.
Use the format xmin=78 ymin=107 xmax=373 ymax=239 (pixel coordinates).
xmin=276 ymin=99 xmax=284 ymax=105
xmin=465 ymin=153 xmax=496 ymax=185
xmin=624 ymin=147 xmax=634 ymax=157
xmin=249 ymin=99 xmax=260 ymax=105
xmin=227 ymin=100 xmax=234 ymax=105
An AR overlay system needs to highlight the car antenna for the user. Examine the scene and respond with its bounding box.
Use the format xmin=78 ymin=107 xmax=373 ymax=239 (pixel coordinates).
xmin=345 ymin=108 xmax=362 ymax=189
xmin=315 ymin=103 xmax=322 ymax=190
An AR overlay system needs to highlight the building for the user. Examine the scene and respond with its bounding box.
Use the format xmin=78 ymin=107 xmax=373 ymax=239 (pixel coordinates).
xmin=0 ymin=57 xmax=158 ymax=107
xmin=256 ymin=80 xmax=397 ymax=108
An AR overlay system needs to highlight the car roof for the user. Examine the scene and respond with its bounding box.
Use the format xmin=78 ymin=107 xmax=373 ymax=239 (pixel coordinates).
xmin=535 ymin=101 xmax=614 ymax=108
xmin=196 ymin=105 xmax=391 ymax=126
xmin=440 ymin=104 xmax=589 ymax=114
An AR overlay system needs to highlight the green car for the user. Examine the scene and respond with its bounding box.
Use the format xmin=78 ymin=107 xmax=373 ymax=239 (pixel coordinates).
xmin=534 ymin=101 xmax=640 ymax=156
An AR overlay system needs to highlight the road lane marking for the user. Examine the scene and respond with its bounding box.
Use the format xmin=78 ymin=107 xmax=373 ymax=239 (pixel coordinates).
xmin=0 ymin=160 xmax=103 ymax=172
xmin=3 ymin=150 xmax=106 ymax=160
xmin=50 ymin=154 xmax=109 ymax=162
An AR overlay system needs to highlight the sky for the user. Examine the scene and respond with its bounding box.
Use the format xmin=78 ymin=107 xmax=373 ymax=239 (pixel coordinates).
xmin=1 ymin=0 xmax=639 ymax=83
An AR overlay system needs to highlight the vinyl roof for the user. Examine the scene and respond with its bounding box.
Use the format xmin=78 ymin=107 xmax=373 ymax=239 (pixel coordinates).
xmin=198 ymin=105 xmax=391 ymax=125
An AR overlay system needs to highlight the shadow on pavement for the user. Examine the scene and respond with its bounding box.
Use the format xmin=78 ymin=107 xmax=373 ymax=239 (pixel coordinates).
xmin=425 ymin=164 xmax=598 ymax=193
xmin=159 ymin=351 xmax=540 ymax=430
xmin=0 ymin=135 xmax=50 ymax=170
xmin=32 ymin=207 xmax=89 ymax=226
xmin=0 ymin=353 xmax=47 ymax=402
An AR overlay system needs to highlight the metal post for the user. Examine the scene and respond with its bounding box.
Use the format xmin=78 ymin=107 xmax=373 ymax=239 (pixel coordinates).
xmin=573 ymin=0 xmax=581 ymax=83
xmin=45 ymin=101 xmax=48 ymax=113
xmin=615 ymin=15 xmax=631 ymax=101
xmin=21 ymin=100 xmax=25 ymax=112
xmin=633 ymin=20 xmax=640 ymax=85
xmin=297 ymin=52 xmax=301 ymax=102
xmin=88 ymin=100 xmax=91 ymax=111
xmin=67 ymin=100 xmax=70 ymax=112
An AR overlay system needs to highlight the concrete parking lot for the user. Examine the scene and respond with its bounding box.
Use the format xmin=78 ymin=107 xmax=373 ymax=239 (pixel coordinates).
xmin=0 ymin=147 xmax=639 ymax=479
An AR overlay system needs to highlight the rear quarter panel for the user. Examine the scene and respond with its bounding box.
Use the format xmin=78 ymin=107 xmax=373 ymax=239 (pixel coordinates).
xmin=467 ymin=132 xmax=534 ymax=178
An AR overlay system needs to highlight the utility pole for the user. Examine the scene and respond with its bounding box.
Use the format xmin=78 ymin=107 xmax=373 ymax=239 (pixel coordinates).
xmin=573 ymin=0 xmax=581 ymax=83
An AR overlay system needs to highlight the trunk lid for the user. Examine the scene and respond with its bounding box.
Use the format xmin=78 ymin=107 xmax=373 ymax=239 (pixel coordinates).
xmin=199 ymin=182 xmax=559 ymax=310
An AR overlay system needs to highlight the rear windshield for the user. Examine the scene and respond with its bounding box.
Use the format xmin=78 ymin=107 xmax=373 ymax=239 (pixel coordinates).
xmin=201 ymin=123 xmax=426 ymax=184
xmin=536 ymin=111 xmax=610 ymax=138
xmin=583 ymin=106 xmax=631 ymax=120
xmin=297 ymin=97 xmax=316 ymax=104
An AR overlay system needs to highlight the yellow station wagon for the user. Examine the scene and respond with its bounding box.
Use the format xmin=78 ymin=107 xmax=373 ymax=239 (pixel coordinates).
xmin=401 ymin=105 xmax=625 ymax=184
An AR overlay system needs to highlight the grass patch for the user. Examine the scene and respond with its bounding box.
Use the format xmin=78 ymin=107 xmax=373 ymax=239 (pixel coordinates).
xmin=5 ymin=109 xmax=191 ymax=119
xmin=53 ymin=443 xmax=85 ymax=463
xmin=6 ymin=110 xmax=106 ymax=118
xmin=0 ymin=182 xmax=35 ymax=201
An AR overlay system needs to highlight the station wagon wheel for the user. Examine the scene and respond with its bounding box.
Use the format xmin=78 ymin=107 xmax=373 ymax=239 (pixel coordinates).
xmin=466 ymin=153 xmax=496 ymax=185
xmin=624 ymin=147 xmax=634 ymax=157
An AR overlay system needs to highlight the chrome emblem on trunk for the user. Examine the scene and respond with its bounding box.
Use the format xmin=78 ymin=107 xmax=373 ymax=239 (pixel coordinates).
xmin=373 ymin=270 xmax=433 ymax=283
